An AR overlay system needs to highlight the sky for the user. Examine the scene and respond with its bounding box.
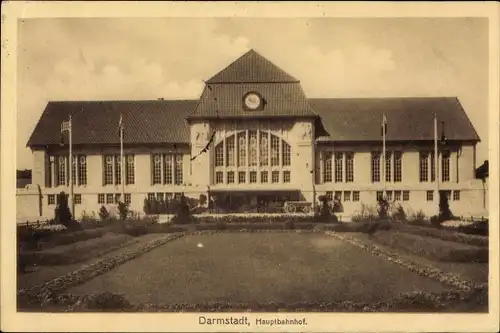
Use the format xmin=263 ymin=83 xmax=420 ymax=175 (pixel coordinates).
xmin=17 ymin=17 xmax=489 ymax=169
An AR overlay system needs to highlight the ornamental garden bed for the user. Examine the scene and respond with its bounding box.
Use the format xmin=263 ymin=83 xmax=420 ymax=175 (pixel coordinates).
xmin=367 ymin=231 xmax=488 ymax=263
xmin=395 ymin=224 xmax=488 ymax=247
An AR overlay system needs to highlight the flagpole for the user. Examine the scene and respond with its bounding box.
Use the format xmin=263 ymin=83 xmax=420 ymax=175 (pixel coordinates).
xmin=120 ymin=113 xmax=125 ymax=203
xmin=69 ymin=114 xmax=74 ymax=218
xmin=434 ymin=113 xmax=439 ymax=216
xmin=382 ymin=114 xmax=386 ymax=198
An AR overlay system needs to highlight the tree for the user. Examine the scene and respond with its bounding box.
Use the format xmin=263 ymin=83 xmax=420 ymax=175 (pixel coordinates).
xmin=117 ymin=201 xmax=128 ymax=220
xmin=99 ymin=205 xmax=110 ymax=220
xmin=143 ymin=198 xmax=151 ymax=215
xmin=439 ymin=191 xmax=453 ymax=221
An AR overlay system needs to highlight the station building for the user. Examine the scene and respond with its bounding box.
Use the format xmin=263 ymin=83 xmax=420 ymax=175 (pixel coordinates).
xmin=18 ymin=49 xmax=486 ymax=220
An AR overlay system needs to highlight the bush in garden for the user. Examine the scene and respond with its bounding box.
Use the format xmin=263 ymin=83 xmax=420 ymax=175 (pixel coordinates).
xmin=171 ymin=193 xmax=193 ymax=224
xmin=99 ymin=205 xmax=110 ymax=220
xmin=439 ymin=191 xmax=453 ymax=222
xmin=83 ymin=292 xmax=133 ymax=311
xmin=143 ymin=198 xmax=151 ymax=215
xmin=158 ymin=198 xmax=167 ymax=214
xmin=55 ymin=191 xmax=72 ymax=224
xmin=391 ymin=204 xmax=407 ymax=222
xmin=117 ymin=201 xmax=128 ymax=220
xmin=377 ymin=197 xmax=390 ymax=220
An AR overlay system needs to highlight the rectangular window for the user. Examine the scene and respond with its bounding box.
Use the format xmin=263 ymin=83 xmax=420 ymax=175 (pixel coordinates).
xmin=126 ymin=155 xmax=135 ymax=185
xmin=147 ymin=193 xmax=155 ymax=201
xmin=427 ymin=191 xmax=434 ymax=201
xmin=164 ymin=155 xmax=173 ymax=185
xmin=271 ymin=171 xmax=280 ymax=183
xmin=175 ymin=155 xmax=183 ymax=185
xmin=250 ymin=171 xmax=257 ymax=183
xmin=442 ymin=151 xmax=450 ymax=182
xmin=385 ymin=152 xmax=392 ymax=182
xmin=238 ymin=132 xmax=246 ymax=167
xmin=215 ymin=143 xmax=224 ymax=167
xmin=371 ymin=152 xmax=381 ymax=183
xmin=261 ymin=171 xmax=268 ymax=183
xmin=57 ymin=156 xmax=67 ymax=186
xmin=78 ymin=155 xmax=87 ymax=185
xmin=282 ymin=141 xmax=291 ymax=166
xmin=226 ymin=136 xmax=235 ymax=167
xmin=326 ymin=191 xmax=333 ymax=200
xmin=453 ymin=190 xmax=460 ymax=201
xmin=403 ymin=191 xmax=410 ymax=201
xmin=345 ymin=152 xmax=354 ymax=183
xmin=103 ymin=155 xmax=114 ymax=185
xmin=260 ymin=132 xmax=269 ymax=166
xmin=344 ymin=191 xmax=351 ymax=202
xmin=227 ymin=171 xmax=235 ymax=184
xmin=114 ymin=155 xmax=122 ymax=185
xmin=394 ymin=152 xmax=402 ymax=182
xmin=334 ymin=152 xmax=343 ymax=183
xmin=157 ymin=192 xmax=164 ymax=201
xmin=48 ymin=194 xmax=55 ymax=205
xmin=387 ymin=191 xmax=393 ymax=201
xmin=238 ymin=171 xmax=246 ymax=184
xmin=283 ymin=171 xmax=291 ymax=183
xmin=114 ymin=193 xmax=121 ymax=204
xmin=334 ymin=191 xmax=342 ymax=201
xmin=376 ymin=191 xmax=383 ymax=201
xmin=106 ymin=193 xmax=114 ymax=204
xmin=353 ymin=191 xmax=360 ymax=202
xmin=419 ymin=152 xmax=429 ymax=182
xmin=174 ymin=193 xmax=182 ymax=200
xmin=431 ymin=152 xmax=436 ymax=182
xmin=323 ymin=152 xmax=332 ymax=183
xmin=98 ymin=193 xmax=105 ymax=204
xmin=271 ymin=136 xmax=280 ymax=166
xmin=152 ymin=154 xmax=162 ymax=185
xmin=249 ymin=131 xmax=257 ymax=167
xmin=71 ymin=156 xmax=77 ymax=186
xmin=394 ymin=191 xmax=402 ymax=201
xmin=166 ymin=193 xmax=173 ymax=202
xmin=124 ymin=193 xmax=131 ymax=204
xmin=74 ymin=194 xmax=82 ymax=205
xmin=215 ymin=171 xmax=224 ymax=184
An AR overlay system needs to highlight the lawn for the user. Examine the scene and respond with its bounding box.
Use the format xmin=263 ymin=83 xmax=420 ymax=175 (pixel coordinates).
xmin=68 ymin=232 xmax=447 ymax=305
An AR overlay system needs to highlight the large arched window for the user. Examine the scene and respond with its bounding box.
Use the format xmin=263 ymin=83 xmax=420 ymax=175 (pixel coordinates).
xmin=213 ymin=130 xmax=292 ymax=184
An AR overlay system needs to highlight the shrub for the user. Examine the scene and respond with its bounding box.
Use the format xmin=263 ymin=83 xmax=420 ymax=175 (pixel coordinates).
xmin=143 ymin=198 xmax=151 ymax=215
xmin=83 ymin=292 xmax=133 ymax=311
xmin=117 ymin=201 xmax=128 ymax=221
xmin=99 ymin=205 xmax=110 ymax=220
xmin=377 ymin=197 xmax=389 ymax=220
xmin=439 ymin=191 xmax=453 ymax=222
xmin=391 ymin=204 xmax=407 ymax=222
xmin=55 ymin=191 xmax=75 ymax=229
xmin=351 ymin=203 xmax=378 ymax=222
xmin=171 ymin=194 xmax=193 ymax=224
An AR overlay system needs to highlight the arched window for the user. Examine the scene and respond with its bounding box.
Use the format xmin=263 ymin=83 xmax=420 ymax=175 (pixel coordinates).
xmin=213 ymin=130 xmax=291 ymax=184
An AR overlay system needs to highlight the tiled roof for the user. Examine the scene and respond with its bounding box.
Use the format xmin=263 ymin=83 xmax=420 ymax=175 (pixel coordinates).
xmin=27 ymin=97 xmax=480 ymax=147
xmin=187 ymin=82 xmax=318 ymax=119
xmin=27 ymin=100 xmax=197 ymax=147
xmin=310 ymin=97 xmax=480 ymax=142
xmin=206 ymin=49 xmax=299 ymax=83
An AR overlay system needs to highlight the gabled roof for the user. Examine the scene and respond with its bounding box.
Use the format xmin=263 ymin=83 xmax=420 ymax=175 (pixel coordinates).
xmin=188 ymin=82 xmax=318 ymax=119
xmin=27 ymin=100 xmax=197 ymax=147
xmin=206 ymin=49 xmax=299 ymax=84
xmin=310 ymin=97 xmax=480 ymax=142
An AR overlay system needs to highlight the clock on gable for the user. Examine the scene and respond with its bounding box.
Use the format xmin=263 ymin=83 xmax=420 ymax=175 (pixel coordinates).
xmin=243 ymin=92 xmax=264 ymax=111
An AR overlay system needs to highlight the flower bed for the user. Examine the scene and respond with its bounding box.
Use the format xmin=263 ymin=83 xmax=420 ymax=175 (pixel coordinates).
xmin=325 ymin=232 xmax=487 ymax=293
xmin=45 ymin=288 xmax=487 ymax=312
xmin=18 ymin=233 xmax=185 ymax=308
xmin=397 ymin=225 xmax=488 ymax=247
xmin=365 ymin=231 xmax=488 ymax=263
xmin=20 ymin=233 xmax=137 ymax=266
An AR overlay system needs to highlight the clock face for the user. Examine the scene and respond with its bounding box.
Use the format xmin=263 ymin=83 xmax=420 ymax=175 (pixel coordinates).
xmin=244 ymin=93 xmax=261 ymax=110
